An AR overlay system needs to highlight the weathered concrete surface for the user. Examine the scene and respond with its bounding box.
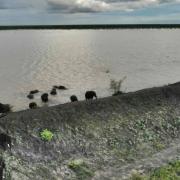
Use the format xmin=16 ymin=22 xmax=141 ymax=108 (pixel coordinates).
xmin=0 ymin=82 xmax=180 ymax=179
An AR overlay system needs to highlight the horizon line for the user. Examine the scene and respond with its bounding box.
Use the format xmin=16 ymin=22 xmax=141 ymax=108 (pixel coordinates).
xmin=0 ymin=24 xmax=180 ymax=30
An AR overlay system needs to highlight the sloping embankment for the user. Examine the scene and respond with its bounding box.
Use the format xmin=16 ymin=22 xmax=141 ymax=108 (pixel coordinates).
xmin=0 ymin=82 xmax=180 ymax=179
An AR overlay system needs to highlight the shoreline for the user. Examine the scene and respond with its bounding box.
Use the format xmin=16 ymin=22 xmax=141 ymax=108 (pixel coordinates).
xmin=8 ymin=81 xmax=180 ymax=114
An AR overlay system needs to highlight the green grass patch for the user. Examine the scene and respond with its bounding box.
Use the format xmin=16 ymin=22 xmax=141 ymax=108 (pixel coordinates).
xmin=40 ymin=129 xmax=53 ymax=141
xmin=68 ymin=159 xmax=94 ymax=180
xmin=130 ymin=160 xmax=180 ymax=180
xmin=150 ymin=160 xmax=180 ymax=180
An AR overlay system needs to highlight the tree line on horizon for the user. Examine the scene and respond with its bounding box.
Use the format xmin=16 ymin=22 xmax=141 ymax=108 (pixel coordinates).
xmin=0 ymin=24 xmax=180 ymax=30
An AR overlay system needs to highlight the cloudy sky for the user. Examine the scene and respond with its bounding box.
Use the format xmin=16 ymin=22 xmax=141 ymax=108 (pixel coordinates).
xmin=0 ymin=0 xmax=180 ymax=25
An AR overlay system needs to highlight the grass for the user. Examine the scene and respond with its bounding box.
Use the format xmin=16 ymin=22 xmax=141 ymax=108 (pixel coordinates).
xmin=68 ymin=159 xmax=94 ymax=180
xmin=40 ymin=129 xmax=54 ymax=141
xmin=152 ymin=141 xmax=165 ymax=151
xmin=150 ymin=160 xmax=180 ymax=180
xmin=130 ymin=160 xmax=180 ymax=180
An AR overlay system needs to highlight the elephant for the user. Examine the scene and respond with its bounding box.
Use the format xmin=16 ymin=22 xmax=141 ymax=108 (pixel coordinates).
xmin=41 ymin=93 xmax=49 ymax=103
xmin=85 ymin=91 xmax=97 ymax=100
xmin=29 ymin=102 xmax=37 ymax=109
xmin=29 ymin=90 xmax=39 ymax=94
xmin=0 ymin=103 xmax=11 ymax=113
xmin=70 ymin=95 xmax=78 ymax=102
xmin=27 ymin=94 xmax=34 ymax=99
xmin=53 ymin=85 xmax=67 ymax=90
xmin=0 ymin=133 xmax=11 ymax=150
xmin=50 ymin=88 xmax=57 ymax=95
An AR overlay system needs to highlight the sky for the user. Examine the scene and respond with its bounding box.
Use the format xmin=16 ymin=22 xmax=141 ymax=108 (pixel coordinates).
xmin=0 ymin=0 xmax=180 ymax=25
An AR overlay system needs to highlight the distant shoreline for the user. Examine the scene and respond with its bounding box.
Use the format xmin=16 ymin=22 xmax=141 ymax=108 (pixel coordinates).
xmin=0 ymin=24 xmax=180 ymax=30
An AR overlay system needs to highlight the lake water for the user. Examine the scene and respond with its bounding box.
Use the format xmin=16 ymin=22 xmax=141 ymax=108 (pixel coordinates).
xmin=0 ymin=29 xmax=180 ymax=111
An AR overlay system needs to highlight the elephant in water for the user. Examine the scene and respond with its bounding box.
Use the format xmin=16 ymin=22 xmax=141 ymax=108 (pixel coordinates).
xmin=29 ymin=102 xmax=38 ymax=109
xmin=70 ymin=95 xmax=78 ymax=102
xmin=41 ymin=93 xmax=49 ymax=103
xmin=0 ymin=103 xmax=11 ymax=113
xmin=50 ymin=88 xmax=57 ymax=95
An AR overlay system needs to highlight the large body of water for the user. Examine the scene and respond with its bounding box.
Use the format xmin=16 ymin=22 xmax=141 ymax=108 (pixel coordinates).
xmin=0 ymin=29 xmax=180 ymax=111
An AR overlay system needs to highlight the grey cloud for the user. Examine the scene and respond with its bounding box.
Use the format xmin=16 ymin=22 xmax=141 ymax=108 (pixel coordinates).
xmin=47 ymin=0 xmax=180 ymax=13
xmin=47 ymin=0 xmax=109 ymax=13
xmin=0 ymin=0 xmax=46 ymax=9
xmin=0 ymin=0 xmax=179 ymax=13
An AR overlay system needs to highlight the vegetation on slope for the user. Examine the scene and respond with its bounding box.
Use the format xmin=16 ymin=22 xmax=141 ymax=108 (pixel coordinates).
xmin=0 ymin=82 xmax=180 ymax=179
xmin=130 ymin=160 xmax=180 ymax=180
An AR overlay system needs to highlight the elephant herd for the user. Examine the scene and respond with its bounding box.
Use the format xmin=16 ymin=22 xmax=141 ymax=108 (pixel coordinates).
xmin=27 ymin=85 xmax=97 ymax=110
xmin=0 ymin=85 xmax=98 ymax=113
